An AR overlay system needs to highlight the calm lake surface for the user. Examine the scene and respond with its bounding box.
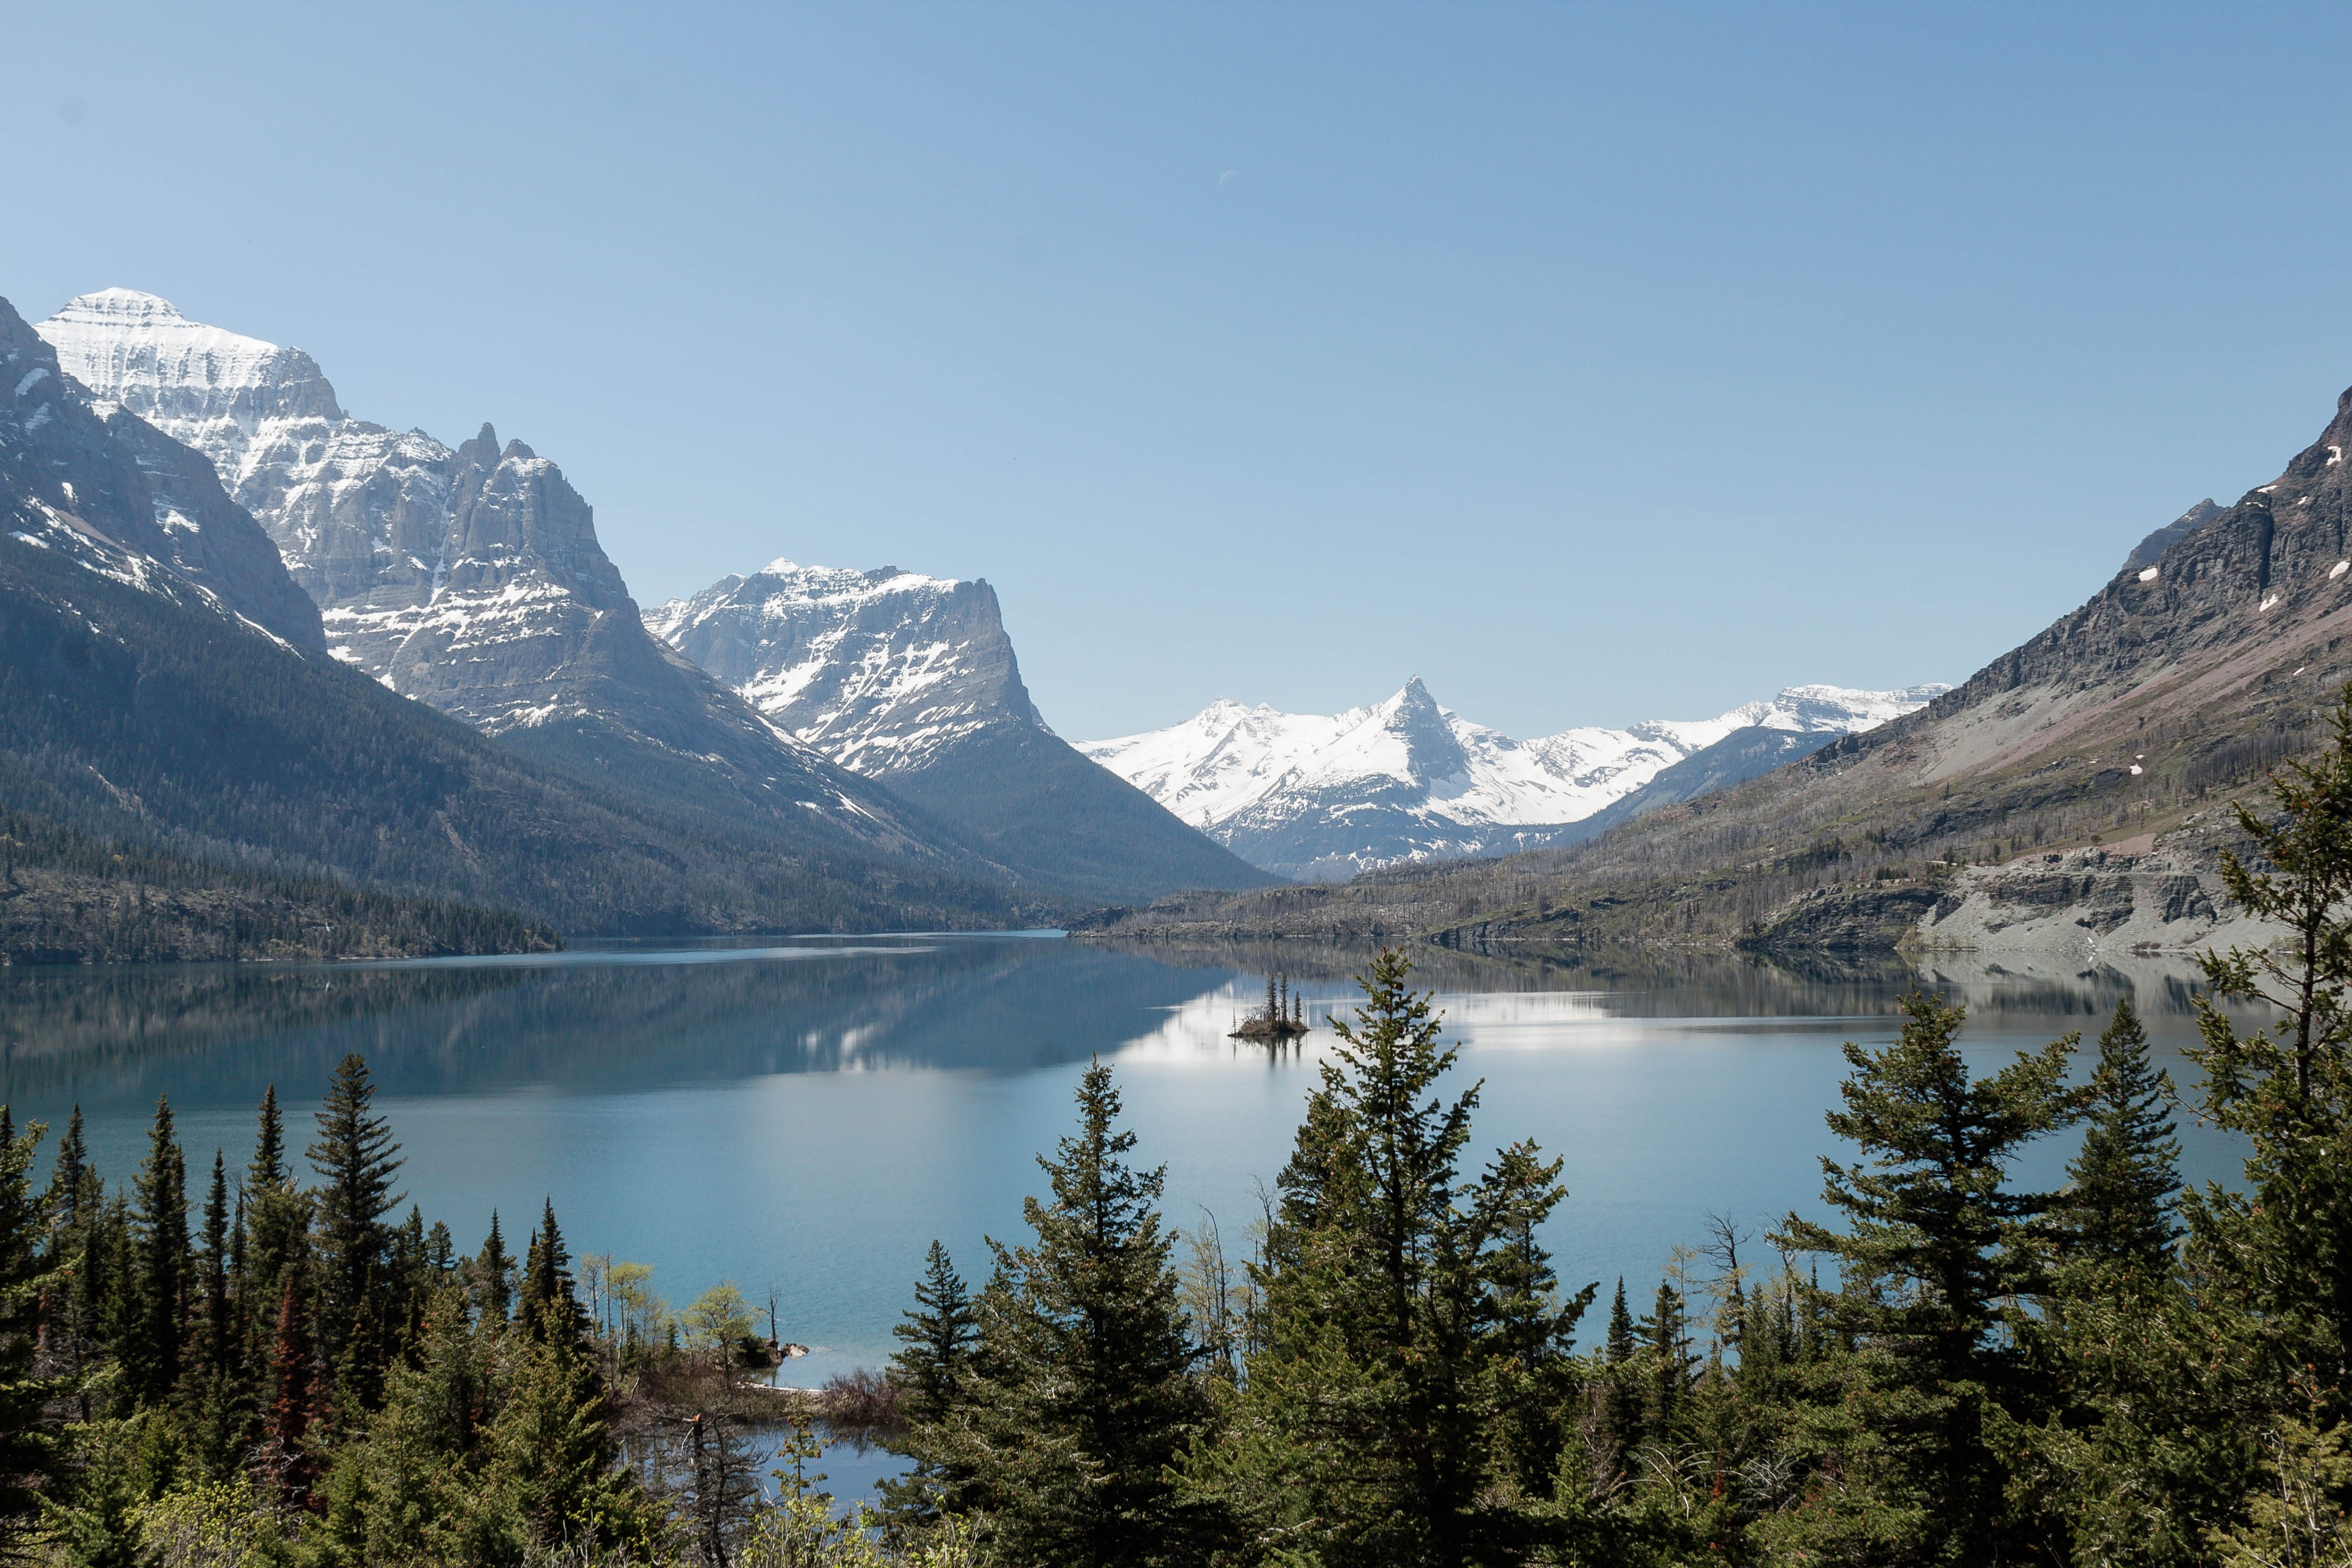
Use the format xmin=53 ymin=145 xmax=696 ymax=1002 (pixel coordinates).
xmin=0 ymin=934 xmax=2254 ymax=1494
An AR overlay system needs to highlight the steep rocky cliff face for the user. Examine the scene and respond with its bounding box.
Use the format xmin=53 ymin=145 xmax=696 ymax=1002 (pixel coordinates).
xmin=650 ymin=561 xmax=1039 ymax=772
xmin=1 ymin=297 xmax=321 ymax=647
xmin=36 ymin=290 xmax=984 ymax=874
xmin=652 ymin=560 xmax=1273 ymax=900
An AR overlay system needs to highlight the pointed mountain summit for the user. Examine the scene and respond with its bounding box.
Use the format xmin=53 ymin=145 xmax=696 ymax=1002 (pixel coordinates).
xmin=1081 ymin=679 xmax=1946 ymax=880
xmin=1119 ymin=381 xmax=2352 ymax=955
xmin=651 ymin=559 xmax=1273 ymax=900
xmin=36 ymin=291 xmax=993 ymax=875
xmin=1 ymin=296 xmax=321 ymax=647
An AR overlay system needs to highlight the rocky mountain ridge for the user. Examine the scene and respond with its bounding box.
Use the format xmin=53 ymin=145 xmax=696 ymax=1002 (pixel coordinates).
xmin=649 ymin=559 xmax=1040 ymax=774
xmin=1077 ymin=380 xmax=2352 ymax=958
xmin=0 ymin=289 xmax=1043 ymax=939
xmin=34 ymin=289 xmax=1014 ymax=879
xmin=650 ymin=558 xmax=1273 ymax=899
xmin=3 ymin=298 xmax=322 ymax=649
xmin=1078 ymin=677 xmax=1947 ymax=879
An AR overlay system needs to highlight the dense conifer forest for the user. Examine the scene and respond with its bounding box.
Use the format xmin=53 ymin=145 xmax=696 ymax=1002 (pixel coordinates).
xmin=0 ymin=807 xmax=555 ymax=963
xmin=9 ymin=703 xmax=2352 ymax=1565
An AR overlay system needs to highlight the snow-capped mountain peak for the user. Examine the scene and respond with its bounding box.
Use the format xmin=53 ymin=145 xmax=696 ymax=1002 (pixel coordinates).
xmin=1079 ymin=680 xmax=1949 ymax=878
xmin=648 ymin=559 xmax=1040 ymax=774
xmin=39 ymin=292 xmax=344 ymax=484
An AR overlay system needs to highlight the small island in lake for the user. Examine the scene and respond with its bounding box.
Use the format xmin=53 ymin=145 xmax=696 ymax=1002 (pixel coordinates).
xmin=1231 ymin=973 xmax=1309 ymax=1042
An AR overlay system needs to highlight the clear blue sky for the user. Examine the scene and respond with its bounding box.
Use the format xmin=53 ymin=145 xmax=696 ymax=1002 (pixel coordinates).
xmin=7 ymin=2 xmax=2352 ymax=740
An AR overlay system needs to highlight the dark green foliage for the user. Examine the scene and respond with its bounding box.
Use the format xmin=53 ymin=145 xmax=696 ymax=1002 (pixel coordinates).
xmin=0 ymin=1056 xmax=698 ymax=1563
xmin=306 ymin=1053 xmax=403 ymax=1408
xmin=1771 ymin=991 xmax=2082 ymax=1563
xmin=2170 ymin=683 xmax=2352 ymax=1563
xmin=879 ymin=1239 xmax=979 ymax=1528
xmin=247 ymin=1086 xmax=284 ymax=1194
xmin=1641 ymin=1281 xmax=1692 ymax=1443
xmin=0 ymin=1109 xmax=56 ymax=1546
xmin=1188 ymin=948 xmax=1588 ymax=1568
xmin=952 ymin=1059 xmax=1208 ymax=1568
xmin=2062 ymin=999 xmax=2182 ymax=1273
xmin=519 ymin=1199 xmax=589 ymax=1345
xmin=474 ymin=1211 xmax=515 ymax=1326
xmin=0 ymin=801 xmax=554 ymax=964
xmin=123 ymin=1097 xmax=187 ymax=1408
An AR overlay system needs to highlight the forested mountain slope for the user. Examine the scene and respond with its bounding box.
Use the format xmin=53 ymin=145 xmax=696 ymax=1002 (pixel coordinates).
xmin=0 ymin=531 xmax=1033 ymax=936
xmin=1081 ymin=384 xmax=2352 ymax=957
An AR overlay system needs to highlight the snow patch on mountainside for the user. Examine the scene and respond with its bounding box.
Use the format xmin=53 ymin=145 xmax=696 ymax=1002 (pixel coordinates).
xmin=1079 ymin=679 xmax=1949 ymax=877
xmin=648 ymin=559 xmax=1043 ymax=775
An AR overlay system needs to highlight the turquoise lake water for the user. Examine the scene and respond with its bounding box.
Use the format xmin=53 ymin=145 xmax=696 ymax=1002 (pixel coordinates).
xmin=0 ymin=934 xmax=2254 ymax=1497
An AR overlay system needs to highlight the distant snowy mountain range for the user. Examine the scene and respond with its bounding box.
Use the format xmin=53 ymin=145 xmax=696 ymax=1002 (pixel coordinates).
xmin=1079 ymin=678 xmax=1950 ymax=879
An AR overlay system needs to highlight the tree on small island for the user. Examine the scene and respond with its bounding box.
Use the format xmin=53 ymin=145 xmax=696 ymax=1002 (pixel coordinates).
xmin=1231 ymin=972 xmax=1309 ymax=1042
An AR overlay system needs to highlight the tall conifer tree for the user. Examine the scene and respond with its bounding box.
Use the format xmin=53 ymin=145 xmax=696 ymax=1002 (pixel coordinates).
xmin=125 ymin=1095 xmax=187 ymax=1405
xmin=962 ymin=1059 xmax=1206 ymax=1568
xmin=474 ymin=1212 xmax=514 ymax=1325
xmin=1773 ymin=991 xmax=2080 ymax=1563
xmin=881 ymin=1240 xmax=981 ymax=1527
xmin=2063 ymin=999 xmax=2182 ymax=1273
xmin=306 ymin=1054 xmax=402 ymax=1392
xmin=1190 ymin=948 xmax=1584 ymax=1567
xmin=519 ymin=1199 xmax=587 ymax=1344
xmin=0 ymin=1111 xmax=55 ymax=1544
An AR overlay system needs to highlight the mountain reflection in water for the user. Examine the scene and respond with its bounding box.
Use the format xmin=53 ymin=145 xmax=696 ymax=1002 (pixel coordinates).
xmin=0 ymin=934 xmax=2252 ymax=1428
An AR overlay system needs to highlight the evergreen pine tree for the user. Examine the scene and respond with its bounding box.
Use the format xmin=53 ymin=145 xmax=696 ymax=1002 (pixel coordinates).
xmin=239 ymin=1086 xmax=310 ymax=1408
xmin=961 ymin=1058 xmax=1207 ymax=1568
xmin=1771 ymin=990 xmax=2080 ymax=1563
xmin=481 ymin=1324 xmax=660 ymax=1559
xmin=390 ymin=1204 xmax=429 ymax=1348
xmin=247 ymin=1085 xmax=286 ymax=1194
xmin=2062 ymin=999 xmax=2182 ymax=1273
xmin=1594 ymin=1276 xmax=1643 ymax=1484
xmin=880 ymin=1240 xmax=980 ymax=1528
xmin=306 ymin=1054 xmax=402 ymax=1392
xmin=1605 ymin=1277 xmax=1636 ymax=1364
xmin=1187 ymin=948 xmax=1582 ymax=1568
xmin=2169 ymin=686 xmax=2352 ymax=1556
xmin=0 ymin=1111 xmax=56 ymax=1545
xmin=2186 ymin=682 xmax=2352 ymax=1366
xmin=196 ymin=1152 xmax=231 ymax=1380
xmin=518 ymin=1199 xmax=587 ymax=1344
xmin=42 ymin=1108 xmax=105 ymax=1410
xmin=124 ymin=1096 xmax=187 ymax=1406
xmin=43 ymin=1106 xmax=91 ymax=1233
xmin=1642 ymin=1281 xmax=1692 ymax=1441
xmin=473 ymin=1211 xmax=514 ymax=1325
